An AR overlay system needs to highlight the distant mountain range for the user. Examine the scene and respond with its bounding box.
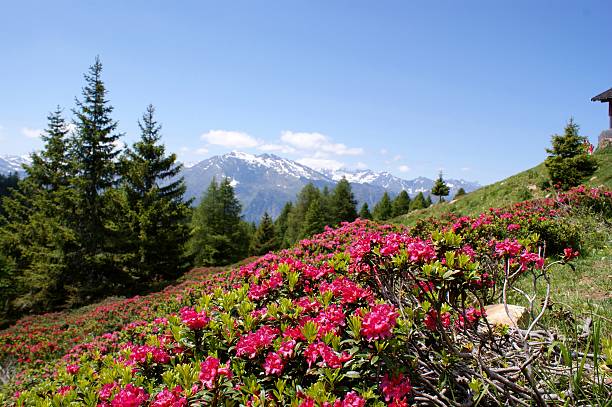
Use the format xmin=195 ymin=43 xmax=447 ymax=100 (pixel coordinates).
xmin=0 ymin=155 xmax=30 ymax=176
xmin=180 ymin=152 xmax=480 ymax=221
xmin=0 ymin=152 xmax=480 ymax=222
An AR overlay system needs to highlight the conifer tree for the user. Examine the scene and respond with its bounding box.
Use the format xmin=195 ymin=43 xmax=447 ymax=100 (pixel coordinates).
xmin=250 ymin=212 xmax=279 ymax=255
xmin=71 ymin=57 xmax=122 ymax=288
xmin=301 ymin=197 xmax=326 ymax=238
xmin=392 ymin=190 xmax=411 ymax=217
xmin=285 ymin=183 xmax=321 ymax=244
xmin=188 ymin=178 xmax=248 ymax=265
xmin=431 ymin=172 xmax=450 ymax=203
xmin=545 ymin=119 xmax=598 ymax=190
xmin=118 ymin=105 xmax=191 ymax=281
xmin=274 ymin=201 xmax=293 ymax=247
xmin=358 ymin=202 xmax=372 ymax=220
xmin=0 ymin=173 xmax=19 ymax=200
xmin=373 ymin=192 xmax=393 ymax=221
xmin=0 ymin=108 xmax=77 ymax=313
xmin=425 ymin=194 xmax=433 ymax=207
xmin=410 ymin=192 xmax=427 ymax=210
xmin=454 ymin=187 xmax=466 ymax=199
xmin=331 ymin=178 xmax=358 ymax=224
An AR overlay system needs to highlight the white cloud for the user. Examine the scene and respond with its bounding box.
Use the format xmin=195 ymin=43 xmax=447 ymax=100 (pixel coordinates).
xmin=258 ymin=143 xmax=296 ymax=154
xmin=398 ymin=165 xmax=411 ymax=173
xmin=201 ymin=130 xmax=259 ymax=149
xmin=196 ymin=147 xmax=209 ymax=155
xmin=380 ymin=148 xmax=388 ymax=155
xmin=113 ymin=139 xmax=125 ymax=151
xmin=392 ymin=154 xmax=402 ymax=161
xmin=21 ymin=127 xmax=43 ymax=139
xmin=280 ymin=131 xmax=363 ymax=156
xmin=461 ymin=167 xmax=471 ymax=172
xmin=297 ymin=157 xmax=345 ymax=171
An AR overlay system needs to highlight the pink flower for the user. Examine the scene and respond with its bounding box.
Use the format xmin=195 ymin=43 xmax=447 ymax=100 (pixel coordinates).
xmin=423 ymin=310 xmax=451 ymax=331
xmin=57 ymin=385 xmax=73 ymax=396
xmin=335 ymin=391 xmax=366 ymax=407
xmin=235 ymin=326 xmax=279 ymax=358
xmin=304 ymin=341 xmax=351 ymax=368
xmin=360 ymin=304 xmax=399 ymax=341
xmin=506 ymin=223 xmax=521 ymax=231
xmin=179 ymin=307 xmax=210 ymax=330
xmin=152 ymin=387 xmax=187 ymax=407
xmin=99 ymin=382 xmax=119 ymax=401
xmin=66 ymin=364 xmax=79 ymax=374
xmin=199 ymin=356 xmax=231 ymax=390
xmin=563 ymin=247 xmax=579 ymax=261
xmin=380 ymin=373 xmax=412 ymax=402
xmin=263 ymin=352 xmax=285 ymax=375
xmin=278 ymin=339 xmax=296 ymax=358
xmin=494 ymin=238 xmax=522 ymax=257
xmin=111 ymin=384 xmax=148 ymax=407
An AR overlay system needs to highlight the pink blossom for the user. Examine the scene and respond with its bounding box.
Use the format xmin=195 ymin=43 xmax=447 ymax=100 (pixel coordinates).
xmin=235 ymin=326 xmax=279 ymax=358
xmin=152 ymin=387 xmax=187 ymax=407
xmin=380 ymin=373 xmax=412 ymax=402
xmin=111 ymin=384 xmax=148 ymax=407
xmin=66 ymin=364 xmax=79 ymax=374
xmin=360 ymin=304 xmax=399 ymax=341
xmin=263 ymin=352 xmax=285 ymax=375
xmin=179 ymin=307 xmax=210 ymax=330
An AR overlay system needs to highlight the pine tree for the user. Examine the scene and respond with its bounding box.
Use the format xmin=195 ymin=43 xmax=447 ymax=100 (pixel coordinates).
xmin=454 ymin=187 xmax=466 ymax=199
xmin=285 ymin=183 xmax=321 ymax=244
xmin=410 ymin=192 xmax=427 ymax=210
xmin=301 ymin=197 xmax=326 ymax=238
xmin=392 ymin=190 xmax=411 ymax=217
xmin=425 ymin=194 xmax=433 ymax=207
xmin=250 ymin=212 xmax=279 ymax=255
xmin=118 ymin=105 xmax=191 ymax=282
xmin=331 ymin=178 xmax=358 ymax=224
xmin=545 ymin=119 xmax=598 ymax=190
xmin=71 ymin=57 xmax=122 ymax=289
xmin=373 ymin=192 xmax=393 ymax=221
xmin=431 ymin=172 xmax=450 ymax=203
xmin=188 ymin=178 xmax=249 ymax=265
xmin=0 ymin=108 xmax=77 ymax=313
xmin=358 ymin=202 xmax=372 ymax=220
xmin=274 ymin=201 xmax=293 ymax=247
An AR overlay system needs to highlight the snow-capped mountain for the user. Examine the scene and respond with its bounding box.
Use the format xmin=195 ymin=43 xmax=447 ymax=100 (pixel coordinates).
xmin=181 ymin=152 xmax=480 ymax=222
xmin=323 ymin=168 xmax=480 ymax=196
xmin=0 ymin=155 xmax=31 ymax=176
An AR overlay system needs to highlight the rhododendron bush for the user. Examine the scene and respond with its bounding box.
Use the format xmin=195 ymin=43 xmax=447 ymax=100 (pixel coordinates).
xmin=0 ymin=186 xmax=610 ymax=406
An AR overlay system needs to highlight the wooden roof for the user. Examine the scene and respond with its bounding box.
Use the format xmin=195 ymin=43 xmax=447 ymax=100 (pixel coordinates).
xmin=592 ymin=88 xmax=612 ymax=102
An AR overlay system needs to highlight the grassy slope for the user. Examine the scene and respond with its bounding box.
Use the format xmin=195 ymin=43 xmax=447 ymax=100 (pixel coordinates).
xmin=396 ymin=147 xmax=612 ymax=227
xmin=395 ymin=147 xmax=612 ymax=335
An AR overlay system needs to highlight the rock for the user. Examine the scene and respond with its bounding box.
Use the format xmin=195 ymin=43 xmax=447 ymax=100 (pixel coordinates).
xmin=528 ymin=184 xmax=537 ymax=191
xmin=484 ymin=304 xmax=528 ymax=328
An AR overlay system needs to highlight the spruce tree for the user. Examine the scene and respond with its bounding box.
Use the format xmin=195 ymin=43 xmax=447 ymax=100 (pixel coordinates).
xmin=0 ymin=108 xmax=77 ymax=313
xmin=71 ymin=57 xmax=122 ymax=289
xmin=431 ymin=172 xmax=450 ymax=203
xmin=358 ymin=202 xmax=372 ymax=220
xmin=392 ymin=190 xmax=411 ymax=217
xmin=188 ymin=178 xmax=248 ymax=265
xmin=274 ymin=201 xmax=293 ymax=247
xmin=544 ymin=119 xmax=598 ymax=190
xmin=331 ymin=178 xmax=358 ymax=225
xmin=0 ymin=173 xmax=19 ymax=200
xmin=373 ymin=192 xmax=393 ymax=221
xmin=410 ymin=192 xmax=427 ymax=210
xmin=425 ymin=194 xmax=433 ymax=207
xmin=118 ymin=105 xmax=191 ymax=281
xmin=454 ymin=187 xmax=466 ymax=199
xmin=301 ymin=197 xmax=326 ymax=238
xmin=250 ymin=212 xmax=279 ymax=255
xmin=285 ymin=183 xmax=321 ymax=244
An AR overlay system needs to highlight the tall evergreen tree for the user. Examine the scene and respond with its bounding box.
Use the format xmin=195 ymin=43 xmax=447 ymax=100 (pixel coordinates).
xmin=301 ymin=197 xmax=326 ymax=238
xmin=431 ymin=172 xmax=450 ymax=203
xmin=285 ymin=183 xmax=321 ymax=244
xmin=454 ymin=187 xmax=466 ymax=199
xmin=71 ymin=57 xmax=122 ymax=289
xmin=118 ymin=105 xmax=191 ymax=281
xmin=392 ymin=190 xmax=411 ymax=217
xmin=331 ymin=178 xmax=358 ymax=224
xmin=358 ymin=202 xmax=372 ymax=220
xmin=274 ymin=201 xmax=293 ymax=247
xmin=188 ymin=178 xmax=249 ymax=265
xmin=373 ymin=192 xmax=393 ymax=221
xmin=250 ymin=212 xmax=279 ymax=255
xmin=0 ymin=108 xmax=77 ymax=313
xmin=425 ymin=194 xmax=433 ymax=207
xmin=410 ymin=192 xmax=427 ymax=210
xmin=545 ymin=119 xmax=598 ymax=190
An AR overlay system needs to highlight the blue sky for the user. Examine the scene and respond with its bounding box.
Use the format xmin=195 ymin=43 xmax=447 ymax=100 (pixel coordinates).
xmin=1 ymin=1 xmax=611 ymax=184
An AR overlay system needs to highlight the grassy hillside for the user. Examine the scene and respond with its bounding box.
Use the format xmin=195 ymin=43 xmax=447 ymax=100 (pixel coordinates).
xmin=396 ymin=146 xmax=612 ymax=226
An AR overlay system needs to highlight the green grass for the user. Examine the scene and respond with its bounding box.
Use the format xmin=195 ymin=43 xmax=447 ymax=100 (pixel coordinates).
xmin=396 ymin=146 xmax=612 ymax=227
